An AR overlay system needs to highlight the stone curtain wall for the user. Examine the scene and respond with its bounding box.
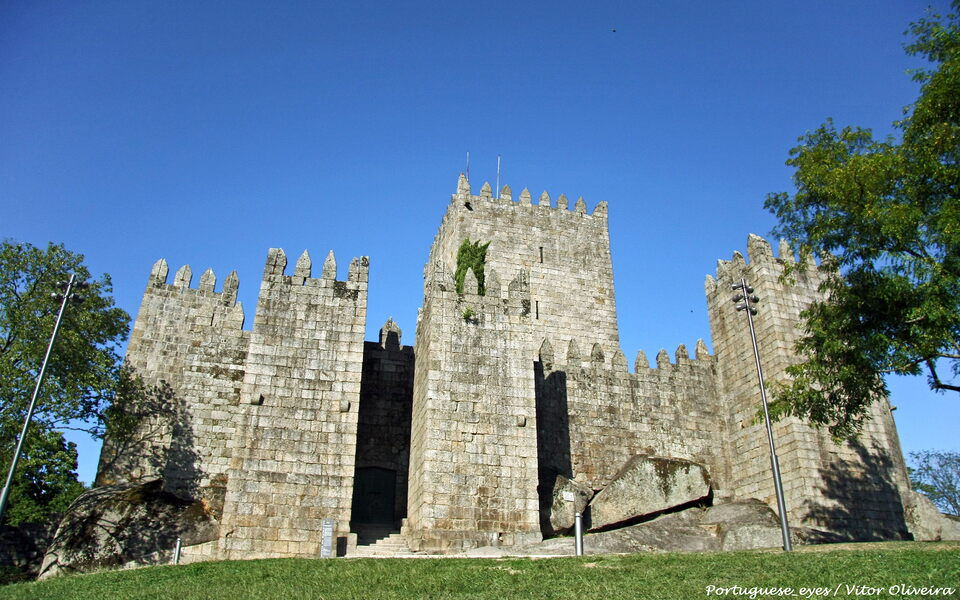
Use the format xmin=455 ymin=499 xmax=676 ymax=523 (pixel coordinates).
xmin=97 ymin=258 xmax=249 ymax=499
xmin=219 ymin=249 xmax=368 ymax=559
xmin=407 ymin=261 xmax=541 ymax=552
xmin=706 ymin=235 xmax=910 ymax=539
xmin=535 ymin=338 xmax=724 ymax=493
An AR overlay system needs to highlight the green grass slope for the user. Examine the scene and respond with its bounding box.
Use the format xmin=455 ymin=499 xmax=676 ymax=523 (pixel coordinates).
xmin=3 ymin=542 xmax=957 ymax=600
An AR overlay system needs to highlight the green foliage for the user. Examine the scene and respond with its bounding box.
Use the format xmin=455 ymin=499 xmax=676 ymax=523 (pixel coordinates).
xmin=454 ymin=239 xmax=490 ymax=295
xmin=909 ymin=450 xmax=960 ymax=516
xmin=764 ymin=3 xmax=960 ymax=439
xmin=0 ymin=429 xmax=85 ymax=526
xmin=2 ymin=544 xmax=959 ymax=598
xmin=462 ymin=307 xmax=477 ymax=322
xmin=0 ymin=240 xmax=130 ymax=523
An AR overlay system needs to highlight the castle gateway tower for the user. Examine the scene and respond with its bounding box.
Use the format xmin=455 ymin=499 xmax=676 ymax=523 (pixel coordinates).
xmin=87 ymin=174 xmax=918 ymax=564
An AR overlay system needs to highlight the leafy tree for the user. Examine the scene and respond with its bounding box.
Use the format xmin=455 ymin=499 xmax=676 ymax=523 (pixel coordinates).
xmin=0 ymin=429 xmax=86 ymax=525
xmin=0 ymin=240 xmax=130 ymax=523
xmin=454 ymin=239 xmax=490 ymax=295
xmin=909 ymin=450 xmax=960 ymax=515
xmin=764 ymin=3 xmax=960 ymax=439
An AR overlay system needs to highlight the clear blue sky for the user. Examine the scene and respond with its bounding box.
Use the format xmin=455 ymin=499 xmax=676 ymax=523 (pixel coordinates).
xmin=2 ymin=1 xmax=956 ymax=485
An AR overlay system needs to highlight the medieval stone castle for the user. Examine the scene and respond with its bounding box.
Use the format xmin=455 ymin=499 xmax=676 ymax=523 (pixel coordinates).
xmin=94 ymin=174 xmax=915 ymax=559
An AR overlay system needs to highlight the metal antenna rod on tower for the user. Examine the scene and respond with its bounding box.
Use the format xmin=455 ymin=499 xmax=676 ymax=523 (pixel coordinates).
xmin=466 ymin=151 xmax=470 ymax=181
xmin=496 ymin=155 xmax=501 ymax=199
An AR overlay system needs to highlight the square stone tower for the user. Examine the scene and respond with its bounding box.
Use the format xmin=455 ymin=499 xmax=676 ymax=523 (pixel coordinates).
xmin=705 ymin=236 xmax=911 ymax=540
xmin=405 ymin=175 xmax=619 ymax=552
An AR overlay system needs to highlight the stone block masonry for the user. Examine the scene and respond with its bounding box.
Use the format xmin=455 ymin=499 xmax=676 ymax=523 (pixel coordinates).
xmin=706 ymin=236 xmax=911 ymax=540
xmin=535 ymin=338 xmax=723 ymax=493
xmin=220 ymin=248 xmax=368 ymax=559
xmin=407 ymin=257 xmax=542 ymax=552
xmin=96 ymin=258 xmax=248 ymax=503
xmin=96 ymin=173 xmax=916 ymax=564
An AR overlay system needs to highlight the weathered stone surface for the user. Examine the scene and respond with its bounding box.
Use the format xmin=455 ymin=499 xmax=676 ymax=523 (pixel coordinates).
xmin=941 ymin=515 xmax=960 ymax=541
xmin=701 ymin=497 xmax=773 ymax=525
xmin=702 ymin=499 xmax=784 ymax=551
xmin=548 ymin=475 xmax=594 ymax=535
xmin=469 ymin=501 xmax=794 ymax=556
xmin=39 ymin=480 xmax=218 ymax=579
xmin=589 ymin=456 xmax=710 ymax=530
xmin=903 ymin=490 xmax=960 ymax=541
xmin=904 ymin=490 xmax=943 ymax=541
xmin=518 ymin=509 xmax=718 ymax=555
xmin=588 ymin=510 xmax=718 ymax=553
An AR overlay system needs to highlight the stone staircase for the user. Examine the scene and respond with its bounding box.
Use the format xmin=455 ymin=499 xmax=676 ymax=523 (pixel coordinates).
xmin=349 ymin=524 xmax=417 ymax=557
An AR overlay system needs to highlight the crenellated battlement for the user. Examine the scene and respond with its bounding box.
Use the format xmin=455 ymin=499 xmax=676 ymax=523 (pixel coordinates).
xmin=453 ymin=173 xmax=607 ymax=220
xmin=705 ymin=233 xmax=821 ymax=294
xmin=534 ymin=335 xmax=724 ymax=491
xmin=538 ymin=336 xmax=714 ymax=376
xmin=260 ymin=247 xmax=369 ymax=291
xmin=147 ymin=258 xmax=241 ymax=307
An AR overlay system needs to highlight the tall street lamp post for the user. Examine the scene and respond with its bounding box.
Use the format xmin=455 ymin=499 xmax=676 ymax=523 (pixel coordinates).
xmin=733 ymin=277 xmax=793 ymax=552
xmin=0 ymin=274 xmax=86 ymax=524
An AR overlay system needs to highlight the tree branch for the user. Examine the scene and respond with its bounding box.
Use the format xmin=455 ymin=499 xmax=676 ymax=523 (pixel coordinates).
xmin=54 ymin=425 xmax=100 ymax=435
xmin=926 ymin=359 xmax=960 ymax=392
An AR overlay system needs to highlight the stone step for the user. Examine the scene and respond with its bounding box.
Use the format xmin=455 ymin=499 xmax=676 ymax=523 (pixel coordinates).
xmin=350 ymin=530 xmax=414 ymax=557
xmin=364 ymin=534 xmax=407 ymax=547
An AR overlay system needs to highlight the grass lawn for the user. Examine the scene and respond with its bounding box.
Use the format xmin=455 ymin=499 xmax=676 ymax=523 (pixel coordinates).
xmin=2 ymin=542 xmax=957 ymax=600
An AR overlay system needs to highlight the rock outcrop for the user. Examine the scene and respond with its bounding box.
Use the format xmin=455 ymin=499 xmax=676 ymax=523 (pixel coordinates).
xmin=589 ymin=455 xmax=711 ymax=530
xmin=546 ymin=474 xmax=594 ymax=535
xmin=701 ymin=498 xmax=786 ymax=551
xmin=468 ymin=499 xmax=792 ymax=556
xmin=39 ymin=480 xmax=219 ymax=579
xmin=942 ymin=515 xmax=960 ymax=541
xmin=904 ymin=490 xmax=960 ymax=541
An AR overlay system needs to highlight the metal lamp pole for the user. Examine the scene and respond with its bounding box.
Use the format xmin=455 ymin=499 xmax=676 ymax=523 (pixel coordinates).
xmin=0 ymin=274 xmax=82 ymax=524
xmin=732 ymin=278 xmax=793 ymax=552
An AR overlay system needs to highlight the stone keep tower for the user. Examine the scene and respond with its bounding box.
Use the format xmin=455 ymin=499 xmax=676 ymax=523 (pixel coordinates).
xmin=705 ymin=236 xmax=911 ymax=540
xmin=96 ymin=259 xmax=248 ymax=499
xmin=405 ymin=175 xmax=620 ymax=552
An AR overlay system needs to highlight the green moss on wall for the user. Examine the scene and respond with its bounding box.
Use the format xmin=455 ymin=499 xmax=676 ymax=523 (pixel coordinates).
xmin=454 ymin=239 xmax=489 ymax=295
